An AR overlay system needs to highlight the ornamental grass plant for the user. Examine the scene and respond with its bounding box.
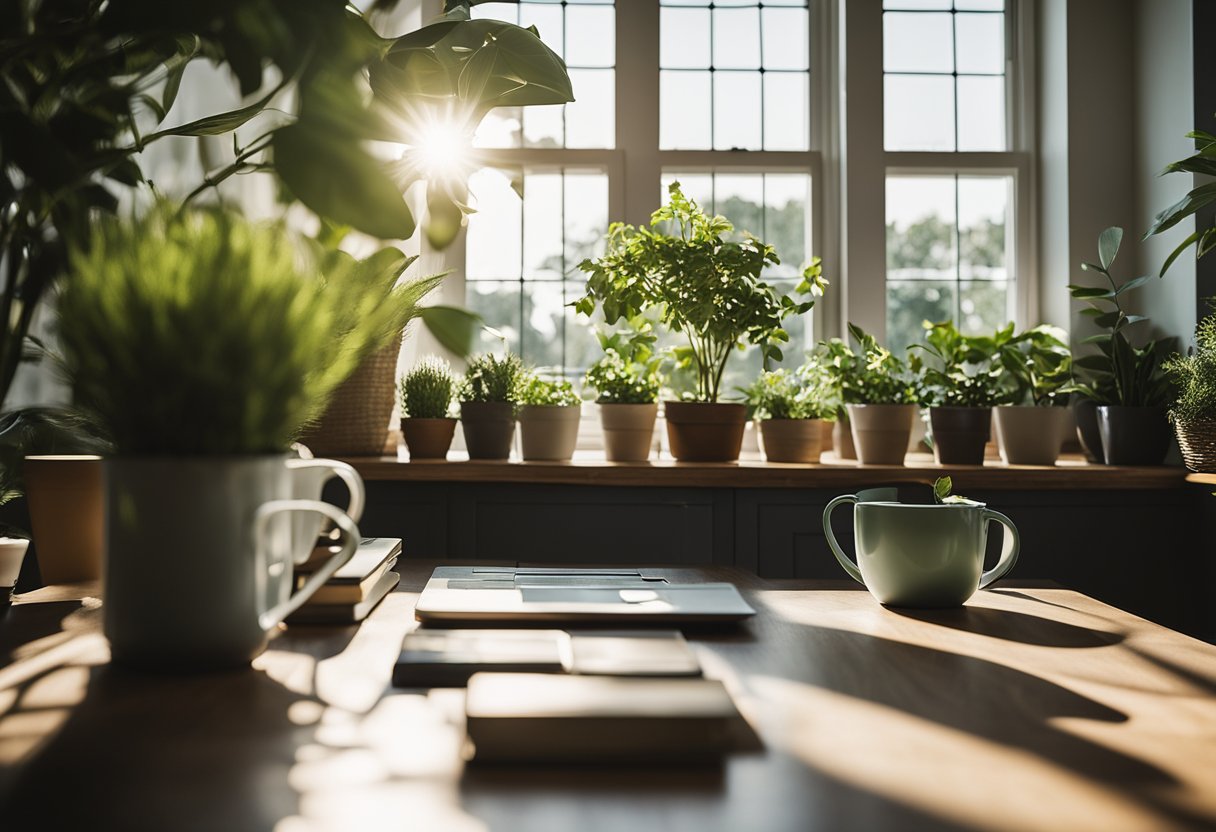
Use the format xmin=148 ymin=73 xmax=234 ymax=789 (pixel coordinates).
xmin=400 ymin=359 xmax=456 ymax=419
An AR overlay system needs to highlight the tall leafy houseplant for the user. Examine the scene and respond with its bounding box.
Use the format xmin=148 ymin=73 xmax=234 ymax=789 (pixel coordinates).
xmin=912 ymin=321 xmax=1005 ymax=466
xmin=1069 ymin=227 xmax=1173 ymax=465
xmin=993 ymin=325 xmax=1075 ymax=466
xmin=0 ymin=0 xmax=573 ymax=482
xmin=1145 ymin=128 xmax=1216 ymax=275
xmin=1164 ymin=309 xmax=1216 ymax=472
xmin=576 ymin=182 xmax=826 ymax=461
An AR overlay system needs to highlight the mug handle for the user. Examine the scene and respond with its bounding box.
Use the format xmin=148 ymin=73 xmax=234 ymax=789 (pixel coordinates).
xmin=822 ymin=494 xmax=864 ymax=585
xmin=254 ymin=499 xmax=359 ymax=630
xmin=978 ymin=508 xmax=1020 ymax=589
xmin=287 ymin=458 xmax=366 ymax=523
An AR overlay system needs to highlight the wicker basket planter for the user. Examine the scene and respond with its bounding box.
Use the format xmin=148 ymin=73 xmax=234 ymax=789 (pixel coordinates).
xmin=297 ymin=342 xmax=399 ymax=457
xmin=1174 ymin=419 xmax=1216 ymax=472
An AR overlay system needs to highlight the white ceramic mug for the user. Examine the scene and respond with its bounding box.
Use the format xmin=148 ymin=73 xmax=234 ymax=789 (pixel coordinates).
xmin=104 ymin=455 xmax=359 ymax=669
xmin=286 ymin=457 xmax=365 ymax=559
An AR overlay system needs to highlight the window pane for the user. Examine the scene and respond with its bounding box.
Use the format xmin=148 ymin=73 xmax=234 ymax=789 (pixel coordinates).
xmin=955 ymin=12 xmax=1004 ymax=74
xmin=887 ymin=281 xmax=957 ymax=356
xmin=566 ymin=4 xmax=615 ymax=67
xmin=763 ymin=72 xmax=809 ymax=150
xmin=467 ymin=169 xmax=522 ymax=280
xmin=887 ymin=176 xmax=957 ymax=280
xmin=955 ymin=0 xmax=1004 ymax=10
xmin=762 ymin=7 xmax=810 ymax=71
xmin=885 ymin=75 xmax=955 ymax=151
xmin=661 ymin=71 xmax=712 ymax=149
xmin=957 ymin=75 xmax=1005 ymax=150
xmin=474 ymin=108 xmax=522 ymax=149
xmin=884 ymin=13 xmax=954 ymax=73
xmin=713 ymin=7 xmax=761 ymax=70
xmin=519 ymin=5 xmax=564 ymax=60
xmin=522 ymin=282 xmax=566 ymax=368
xmin=523 ymin=104 xmax=564 ymax=148
xmin=472 ymin=3 xmax=519 ymax=23
xmin=714 ymin=174 xmax=765 ymax=240
xmin=958 ymin=176 xmax=1009 ymax=280
xmin=523 ymin=173 xmax=563 ymax=279
xmin=884 ymin=0 xmax=952 ymax=8
xmin=661 ymin=7 xmax=711 ymax=68
xmin=714 ymin=71 xmax=762 ymax=150
xmin=468 ymin=281 xmax=522 ymax=355
xmin=565 ymin=172 xmax=609 ymax=272
xmin=960 ymin=280 xmax=1009 ymax=335
xmin=764 ymin=174 xmax=811 ymax=277
xmin=565 ymin=69 xmax=615 ymax=148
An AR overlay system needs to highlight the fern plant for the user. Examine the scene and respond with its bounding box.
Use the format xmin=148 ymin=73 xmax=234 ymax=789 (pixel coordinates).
xmin=56 ymin=206 xmax=416 ymax=455
xmin=1164 ymin=310 xmax=1216 ymax=425
xmin=459 ymin=354 xmax=525 ymax=403
xmin=400 ymin=359 xmax=455 ymax=419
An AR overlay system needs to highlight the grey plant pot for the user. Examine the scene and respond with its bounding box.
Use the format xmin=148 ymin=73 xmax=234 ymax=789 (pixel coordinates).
xmin=928 ymin=406 xmax=992 ymax=466
xmin=1097 ymin=405 xmax=1170 ymax=466
xmin=1072 ymin=398 xmax=1105 ymax=464
xmin=993 ymin=406 xmax=1071 ymax=466
xmin=460 ymin=401 xmax=516 ymax=460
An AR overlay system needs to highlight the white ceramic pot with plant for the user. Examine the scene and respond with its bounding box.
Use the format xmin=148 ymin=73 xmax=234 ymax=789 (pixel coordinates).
xmin=55 ymin=208 xmax=384 ymax=670
xmin=574 ymin=182 xmax=826 ymax=462
xmin=458 ymin=353 xmax=524 ymax=460
xmin=991 ymin=325 xmax=1074 ymax=466
xmin=518 ymin=373 xmax=582 ymax=461
xmin=399 ymin=357 xmax=458 ymax=460
xmin=744 ymin=364 xmax=833 ymax=464
xmin=834 ymin=325 xmax=922 ymax=466
xmin=583 ymin=336 xmax=663 ymax=462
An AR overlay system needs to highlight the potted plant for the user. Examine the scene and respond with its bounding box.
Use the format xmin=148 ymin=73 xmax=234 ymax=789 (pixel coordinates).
xmin=840 ymin=325 xmax=922 ymax=465
xmin=518 ymin=373 xmax=582 ymax=461
xmin=584 ymin=331 xmax=663 ymax=462
xmin=56 ymin=206 xmax=378 ymax=669
xmin=1069 ymin=227 xmax=1174 ymax=465
xmin=912 ymin=321 xmax=1005 ymax=466
xmin=743 ymin=361 xmax=834 ymax=464
xmin=399 ymin=358 xmax=457 ymax=460
xmin=458 ymin=353 xmax=525 ymax=460
xmin=1163 ymin=308 xmax=1216 ymax=472
xmin=993 ymin=325 xmax=1074 ymax=466
xmin=812 ymin=337 xmax=859 ymax=460
xmin=576 ymin=183 xmax=826 ymax=462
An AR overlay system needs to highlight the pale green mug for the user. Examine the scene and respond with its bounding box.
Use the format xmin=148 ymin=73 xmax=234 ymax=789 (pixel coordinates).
xmin=822 ymin=495 xmax=1020 ymax=608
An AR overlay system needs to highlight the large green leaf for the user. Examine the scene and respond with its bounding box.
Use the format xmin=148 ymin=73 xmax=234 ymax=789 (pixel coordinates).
xmin=1068 ymin=284 xmax=1114 ymax=300
xmin=1114 ymin=274 xmax=1151 ymax=296
xmin=273 ymin=123 xmax=415 ymax=240
xmin=419 ymin=305 xmax=481 ymax=357
xmin=1098 ymin=226 xmax=1122 ymax=271
xmin=147 ymin=84 xmax=280 ymax=139
xmin=1146 ymin=181 xmax=1216 ymax=236
xmin=424 ymin=185 xmax=464 ymax=249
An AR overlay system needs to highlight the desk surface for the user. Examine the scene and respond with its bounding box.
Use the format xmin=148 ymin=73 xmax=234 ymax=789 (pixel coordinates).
xmin=1 ymin=563 xmax=1215 ymax=832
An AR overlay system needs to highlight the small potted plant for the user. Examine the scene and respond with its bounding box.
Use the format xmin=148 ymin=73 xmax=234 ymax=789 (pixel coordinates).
xmin=1069 ymin=227 xmax=1174 ymax=465
xmin=399 ymin=358 xmax=457 ymax=460
xmin=584 ymin=331 xmax=663 ymax=462
xmin=517 ymin=372 xmax=582 ymax=461
xmin=912 ymin=321 xmax=1005 ymax=466
xmin=458 ymin=353 xmax=524 ymax=460
xmin=1164 ymin=308 xmax=1216 ymax=472
xmin=841 ymin=325 xmax=922 ymax=465
xmin=743 ymin=360 xmax=833 ymax=464
xmin=576 ymin=182 xmax=826 ymax=462
xmin=811 ymin=337 xmax=860 ymax=460
xmin=993 ymin=325 xmax=1074 ymax=466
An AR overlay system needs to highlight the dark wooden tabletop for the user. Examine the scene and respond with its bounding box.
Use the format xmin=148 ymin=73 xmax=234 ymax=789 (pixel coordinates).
xmin=1 ymin=561 xmax=1214 ymax=832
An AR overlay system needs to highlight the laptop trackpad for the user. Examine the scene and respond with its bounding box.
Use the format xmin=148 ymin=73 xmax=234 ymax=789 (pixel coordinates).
xmin=519 ymin=587 xmax=672 ymax=609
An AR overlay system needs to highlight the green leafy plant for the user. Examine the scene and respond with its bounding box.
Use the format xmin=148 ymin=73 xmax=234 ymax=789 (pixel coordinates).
xmin=584 ymin=326 xmax=663 ymax=405
xmin=1068 ymin=227 xmax=1173 ymax=407
xmin=459 ymin=353 xmax=525 ymax=404
xmin=912 ymin=321 xmax=1006 ymax=408
xmin=996 ymin=325 xmax=1073 ymax=406
xmin=815 ymin=324 xmax=920 ymax=408
xmin=56 ymin=206 xmax=404 ymax=455
xmin=742 ymin=360 xmax=834 ymax=421
xmin=1145 ymin=128 xmax=1216 ymax=275
xmin=575 ymin=182 xmax=826 ymax=403
xmin=1164 ymin=307 xmax=1216 ymax=425
xmin=400 ymin=358 xmax=456 ymax=419
xmin=519 ymin=374 xmax=581 ymax=407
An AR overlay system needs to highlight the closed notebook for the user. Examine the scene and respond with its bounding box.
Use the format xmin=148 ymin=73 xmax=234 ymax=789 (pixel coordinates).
xmin=465 ymin=673 xmax=739 ymax=762
xmin=393 ymin=629 xmax=702 ymax=688
xmin=297 ymin=537 xmax=401 ymax=582
xmin=286 ymin=570 xmax=400 ymax=625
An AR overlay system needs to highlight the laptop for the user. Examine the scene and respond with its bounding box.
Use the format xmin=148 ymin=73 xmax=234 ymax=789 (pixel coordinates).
xmin=414 ymin=567 xmax=756 ymax=623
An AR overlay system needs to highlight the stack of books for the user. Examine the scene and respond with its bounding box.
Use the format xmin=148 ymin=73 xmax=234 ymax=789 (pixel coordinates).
xmin=286 ymin=537 xmax=401 ymax=625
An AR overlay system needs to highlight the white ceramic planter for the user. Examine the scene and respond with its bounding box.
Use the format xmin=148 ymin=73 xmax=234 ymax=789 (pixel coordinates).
xmin=993 ymin=406 xmax=1071 ymax=466
xmin=519 ymin=405 xmax=581 ymax=461
xmin=599 ymin=403 xmax=658 ymax=462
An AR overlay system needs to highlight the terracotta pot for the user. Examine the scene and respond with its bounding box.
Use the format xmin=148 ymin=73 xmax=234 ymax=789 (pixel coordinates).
xmin=846 ymin=404 xmax=916 ymax=465
xmin=401 ymin=418 xmax=457 ymax=460
xmin=928 ymin=407 xmax=992 ymax=466
xmin=599 ymin=403 xmax=657 ymax=462
xmin=1097 ymin=405 xmax=1170 ymax=466
xmin=23 ymin=455 xmax=104 ymax=583
xmin=759 ymin=419 xmax=823 ymax=464
xmin=1072 ymin=398 xmax=1105 ymax=463
xmin=664 ymin=401 xmax=746 ymax=462
xmin=993 ymin=406 xmax=1071 ymax=466
xmin=832 ymin=417 xmax=856 ymax=460
xmin=519 ymin=405 xmax=581 ymax=461
xmin=460 ymin=401 xmax=516 ymax=460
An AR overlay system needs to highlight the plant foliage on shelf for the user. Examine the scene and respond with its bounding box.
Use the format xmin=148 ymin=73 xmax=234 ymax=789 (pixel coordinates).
xmin=459 ymin=353 xmax=525 ymax=404
xmin=1164 ymin=305 xmax=1216 ymax=425
xmin=584 ymin=325 xmax=663 ymax=405
xmin=519 ymin=373 xmax=581 ymax=407
xmin=400 ymin=358 xmax=456 ymax=420
xmin=996 ymin=324 xmax=1073 ymax=407
xmin=57 ymin=206 xmax=407 ymax=455
xmin=814 ymin=324 xmax=921 ymax=409
xmin=741 ymin=361 xmax=835 ymax=421
xmin=575 ymin=182 xmax=827 ymax=403
xmin=911 ymin=321 xmax=1006 ymax=408
xmin=1068 ymin=227 xmax=1173 ymax=407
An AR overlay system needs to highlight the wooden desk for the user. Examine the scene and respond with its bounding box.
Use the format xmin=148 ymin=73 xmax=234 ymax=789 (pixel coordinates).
xmin=1 ymin=562 xmax=1215 ymax=832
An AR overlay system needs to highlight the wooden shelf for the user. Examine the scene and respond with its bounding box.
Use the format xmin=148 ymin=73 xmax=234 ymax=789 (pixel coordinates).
xmin=340 ymin=452 xmax=1186 ymax=491
xmin=1186 ymin=472 xmax=1216 ymax=485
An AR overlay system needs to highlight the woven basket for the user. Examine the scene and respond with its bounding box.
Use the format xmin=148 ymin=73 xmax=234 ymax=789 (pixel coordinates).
xmin=297 ymin=341 xmax=400 ymax=457
xmin=1174 ymin=419 xmax=1216 ymax=472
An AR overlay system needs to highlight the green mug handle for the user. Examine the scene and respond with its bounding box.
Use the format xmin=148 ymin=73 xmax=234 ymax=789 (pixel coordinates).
xmin=822 ymin=494 xmax=864 ymax=585
xmin=978 ymin=508 xmax=1020 ymax=589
